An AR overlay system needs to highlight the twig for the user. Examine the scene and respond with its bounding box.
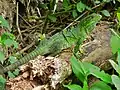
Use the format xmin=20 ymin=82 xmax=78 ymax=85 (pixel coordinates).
xmin=63 ymin=3 xmax=104 ymax=30
xmin=110 ymin=28 xmax=120 ymax=39
xmin=26 ymin=0 xmax=31 ymax=15
xmin=16 ymin=41 xmax=36 ymax=55
xmin=42 ymin=11 xmax=49 ymax=34
xmin=53 ymin=0 xmax=58 ymax=13
xmin=63 ymin=11 xmax=88 ymax=30
xmin=18 ymin=14 xmax=32 ymax=27
xmin=16 ymin=2 xmax=23 ymax=41
xmin=36 ymin=7 xmax=41 ymax=17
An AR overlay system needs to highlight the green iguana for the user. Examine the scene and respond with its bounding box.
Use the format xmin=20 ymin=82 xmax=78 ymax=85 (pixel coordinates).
xmin=0 ymin=13 xmax=102 ymax=75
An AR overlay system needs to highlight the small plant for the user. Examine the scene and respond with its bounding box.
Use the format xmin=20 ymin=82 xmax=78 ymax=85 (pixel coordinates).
xmin=64 ymin=55 xmax=112 ymax=90
xmin=0 ymin=16 xmax=19 ymax=78
xmin=109 ymin=49 xmax=120 ymax=90
xmin=0 ymin=75 xmax=6 ymax=90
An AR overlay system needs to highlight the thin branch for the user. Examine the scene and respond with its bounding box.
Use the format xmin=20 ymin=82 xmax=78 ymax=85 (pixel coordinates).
xmin=18 ymin=14 xmax=32 ymax=27
xmin=16 ymin=41 xmax=36 ymax=55
xmin=63 ymin=3 xmax=104 ymax=30
xmin=42 ymin=12 xmax=49 ymax=34
xmin=16 ymin=2 xmax=23 ymax=41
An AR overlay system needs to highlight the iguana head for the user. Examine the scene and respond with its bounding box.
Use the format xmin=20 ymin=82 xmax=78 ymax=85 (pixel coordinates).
xmin=77 ymin=13 xmax=102 ymax=37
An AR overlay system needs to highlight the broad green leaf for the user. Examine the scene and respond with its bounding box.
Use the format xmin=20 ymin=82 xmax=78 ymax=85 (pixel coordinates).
xmin=8 ymin=71 xmax=15 ymax=78
xmin=70 ymin=56 xmax=86 ymax=82
xmin=0 ymin=16 xmax=11 ymax=31
xmin=110 ymin=35 xmax=120 ymax=54
xmin=13 ymin=41 xmax=18 ymax=48
xmin=63 ymin=84 xmax=82 ymax=90
xmin=63 ymin=0 xmax=69 ymax=8
xmin=9 ymin=56 xmax=17 ymax=64
xmin=109 ymin=60 xmax=120 ymax=75
xmin=90 ymin=81 xmax=112 ymax=90
xmin=13 ymin=69 xmax=20 ymax=76
xmin=85 ymin=6 xmax=92 ymax=11
xmin=48 ymin=15 xmax=57 ymax=22
xmin=101 ymin=10 xmax=110 ymax=17
xmin=83 ymin=80 xmax=88 ymax=90
xmin=83 ymin=62 xmax=100 ymax=72
xmin=0 ymin=75 xmax=6 ymax=90
xmin=112 ymin=75 xmax=120 ymax=90
xmin=39 ymin=33 xmax=46 ymax=41
xmin=77 ymin=1 xmax=86 ymax=12
xmin=0 ymin=51 xmax=5 ymax=64
xmin=64 ymin=5 xmax=72 ymax=11
xmin=72 ymin=10 xmax=78 ymax=18
xmin=117 ymin=0 xmax=120 ymax=2
xmin=0 ymin=37 xmax=1 ymax=43
xmin=83 ymin=62 xmax=112 ymax=83
xmin=1 ymin=33 xmax=8 ymax=44
xmin=103 ymin=0 xmax=111 ymax=2
xmin=94 ymin=1 xmax=101 ymax=4
xmin=1 ymin=32 xmax=16 ymax=45
xmin=117 ymin=49 xmax=120 ymax=66
xmin=4 ymin=32 xmax=15 ymax=40
xmin=90 ymin=70 xmax=112 ymax=83
xmin=117 ymin=12 xmax=120 ymax=22
xmin=38 ymin=3 xmax=48 ymax=9
xmin=3 ymin=39 xmax=14 ymax=47
xmin=63 ymin=0 xmax=71 ymax=11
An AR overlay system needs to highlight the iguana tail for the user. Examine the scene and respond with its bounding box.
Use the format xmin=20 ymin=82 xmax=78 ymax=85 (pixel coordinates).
xmin=1 ymin=13 xmax=102 ymax=74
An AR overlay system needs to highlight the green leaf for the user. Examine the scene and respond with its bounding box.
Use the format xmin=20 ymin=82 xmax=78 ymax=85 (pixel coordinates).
xmin=117 ymin=49 xmax=120 ymax=66
xmin=3 ymin=39 xmax=14 ymax=47
xmin=109 ymin=60 xmax=120 ymax=75
xmin=83 ymin=80 xmax=88 ymax=90
xmin=13 ymin=69 xmax=20 ymax=76
xmin=1 ymin=32 xmax=15 ymax=40
xmin=63 ymin=84 xmax=82 ymax=90
xmin=85 ymin=6 xmax=92 ymax=11
xmin=48 ymin=15 xmax=57 ymax=22
xmin=0 ymin=51 xmax=5 ymax=64
xmin=4 ymin=32 xmax=15 ymax=40
xmin=63 ymin=0 xmax=69 ymax=7
xmin=8 ymin=71 xmax=15 ymax=78
xmin=77 ymin=1 xmax=86 ymax=12
xmin=0 ymin=36 xmax=1 ymax=43
xmin=38 ymin=3 xmax=48 ymax=9
xmin=9 ymin=56 xmax=17 ymax=64
xmin=90 ymin=81 xmax=112 ymax=90
xmin=94 ymin=1 xmax=101 ymax=4
xmin=117 ymin=0 xmax=120 ymax=2
xmin=112 ymin=75 xmax=120 ymax=90
xmin=110 ymin=35 xmax=120 ymax=54
xmin=0 ymin=32 xmax=18 ymax=48
xmin=70 ymin=56 xmax=87 ymax=82
xmin=117 ymin=12 xmax=120 ymax=22
xmin=13 ymin=41 xmax=18 ymax=48
xmin=72 ymin=10 xmax=78 ymax=18
xmin=1 ymin=33 xmax=8 ymax=45
xmin=0 ymin=16 xmax=11 ymax=31
xmin=90 ymin=70 xmax=112 ymax=84
xmin=101 ymin=10 xmax=110 ymax=17
xmin=83 ymin=62 xmax=100 ymax=72
xmin=0 ymin=75 xmax=6 ymax=90
xmin=103 ymin=0 xmax=111 ymax=2
xmin=63 ymin=0 xmax=71 ymax=11
xmin=83 ymin=62 xmax=112 ymax=83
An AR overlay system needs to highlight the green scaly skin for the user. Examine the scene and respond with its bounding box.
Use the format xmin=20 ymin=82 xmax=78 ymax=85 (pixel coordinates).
xmin=0 ymin=13 xmax=102 ymax=75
